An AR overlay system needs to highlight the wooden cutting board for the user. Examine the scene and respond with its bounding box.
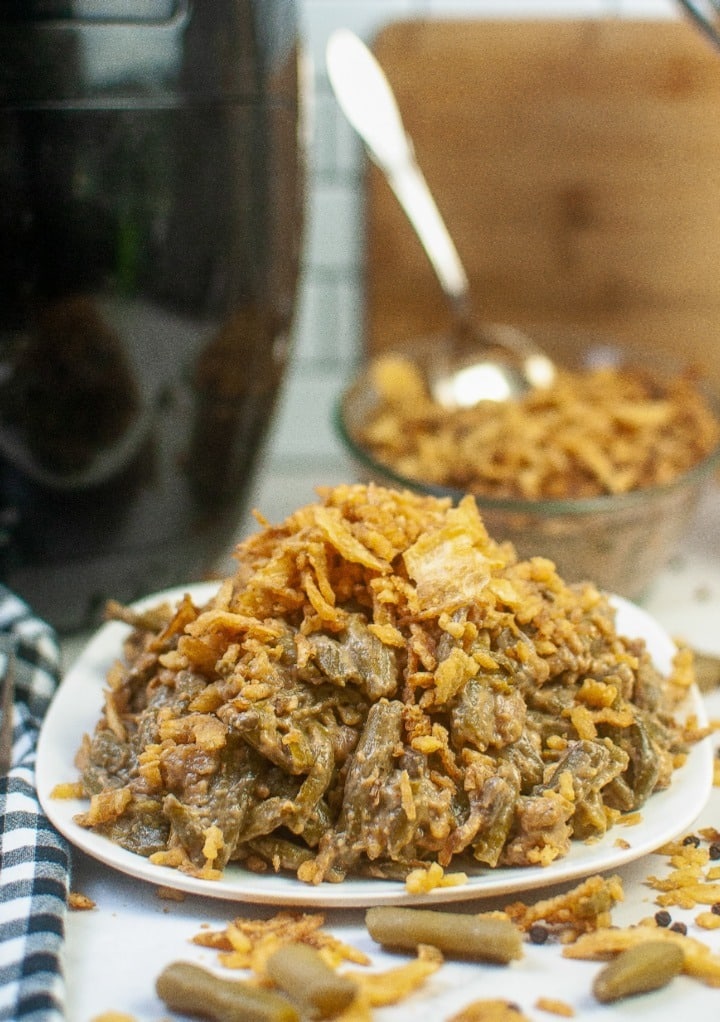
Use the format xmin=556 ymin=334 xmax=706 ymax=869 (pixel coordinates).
xmin=365 ymin=18 xmax=720 ymax=382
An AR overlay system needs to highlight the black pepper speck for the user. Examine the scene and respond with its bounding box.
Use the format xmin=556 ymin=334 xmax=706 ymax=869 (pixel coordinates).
xmin=528 ymin=923 xmax=550 ymax=945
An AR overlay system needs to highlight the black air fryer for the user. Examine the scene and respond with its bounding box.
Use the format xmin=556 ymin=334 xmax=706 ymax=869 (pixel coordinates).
xmin=0 ymin=0 xmax=304 ymax=630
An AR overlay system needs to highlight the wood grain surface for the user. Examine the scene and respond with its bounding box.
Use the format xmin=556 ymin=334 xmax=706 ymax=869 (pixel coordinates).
xmin=365 ymin=18 xmax=720 ymax=380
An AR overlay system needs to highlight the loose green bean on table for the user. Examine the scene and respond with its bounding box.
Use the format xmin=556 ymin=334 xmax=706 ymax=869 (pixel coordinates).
xmin=155 ymin=960 xmax=299 ymax=1022
xmin=365 ymin=906 xmax=523 ymax=963
xmin=592 ymin=941 xmax=684 ymax=1003
xmin=265 ymin=942 xmax=359 ymax=1018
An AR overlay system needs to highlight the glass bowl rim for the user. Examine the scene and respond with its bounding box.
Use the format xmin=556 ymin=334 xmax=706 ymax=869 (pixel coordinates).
xmin=335 ymin=374 xmax=720 ymax=519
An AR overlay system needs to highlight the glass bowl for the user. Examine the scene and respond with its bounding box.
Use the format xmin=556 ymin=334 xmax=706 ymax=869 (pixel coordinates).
xmin=336 ymin=329 xmax=720 ymax=601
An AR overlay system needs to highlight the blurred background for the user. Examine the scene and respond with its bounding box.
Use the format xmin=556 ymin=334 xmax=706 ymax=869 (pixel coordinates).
xmin=252 ymin=0 xmax=698 ymax=528
xmin=3 ymin=0 xmax=718 ymax=655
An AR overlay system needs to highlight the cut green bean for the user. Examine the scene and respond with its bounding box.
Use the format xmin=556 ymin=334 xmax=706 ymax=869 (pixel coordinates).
xmin=592 ymin=940 xmax=684 ymax=1003
xmin=265 ymin=942 xmax=359 ymax=1018
xmin=365 ymin=906 xmax=523 ymax=963
xmin=155 ymin=961 xmax=299 ymax=1022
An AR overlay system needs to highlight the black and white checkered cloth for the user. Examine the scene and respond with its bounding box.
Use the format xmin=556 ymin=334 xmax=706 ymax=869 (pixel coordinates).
xmin=0 ymin=586 xmax=68 ymax=1022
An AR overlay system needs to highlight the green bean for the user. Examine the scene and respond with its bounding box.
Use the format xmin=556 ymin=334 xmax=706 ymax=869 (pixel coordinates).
xmin=365 ymin=906 xmax=523 ymax=963
xmin=467 ymin=773 xmax=519 ymax=867
xmin=296 ymin=797 xmax=333 ymax=847
xmin=265 ymin=942 xmax=359 ymax=1018
xmin=246 ymin=836 xmax=346 ymax=883
xmin=307 ymin=614 xmax=398 ymax=700
xmin=155 ymin=961 xmax=299 ymax=1022
xmin=288 ymin=722 xmax=335 ymax=830
xmin=341 ymin=699 xmax=404 ymax=829
xmin=592 ymin=941 xmax=684 ymax=1003
xmin=609 ymin=716 xmax=661 ymax=809
xmin=316 ymin=699 xmax=404 ymax=878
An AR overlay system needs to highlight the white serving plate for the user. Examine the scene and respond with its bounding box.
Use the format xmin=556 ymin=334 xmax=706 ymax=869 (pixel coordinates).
xmin=37 ymin=585 xmax=713 ymax=908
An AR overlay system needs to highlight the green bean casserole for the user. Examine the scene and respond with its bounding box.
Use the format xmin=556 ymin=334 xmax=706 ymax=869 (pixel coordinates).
xmin=71 ymin=484 xmax=700 ymax=883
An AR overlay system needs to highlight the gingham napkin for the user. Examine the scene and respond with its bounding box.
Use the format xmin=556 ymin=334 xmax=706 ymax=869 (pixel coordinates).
xmin=0 ymin=586 xmax=68 ymax=1022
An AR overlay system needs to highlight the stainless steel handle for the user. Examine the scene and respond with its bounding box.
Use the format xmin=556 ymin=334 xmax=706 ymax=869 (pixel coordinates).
xmin=326 ymin=29 xmax=470 ymax=316
xmin=676 ymin=1 xmax=720 ymax=52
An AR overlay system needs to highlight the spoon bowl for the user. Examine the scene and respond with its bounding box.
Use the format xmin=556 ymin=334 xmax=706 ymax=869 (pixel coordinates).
xmin=336 ymin=329 xmax=720 ymax=600
xmin=326 ymin=29 xmax=555 ymax=406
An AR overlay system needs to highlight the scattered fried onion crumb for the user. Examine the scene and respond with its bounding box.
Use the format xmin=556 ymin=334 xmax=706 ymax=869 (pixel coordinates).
xmin=618 ymin=812 xmax=642 ymax=827
xmin=446 ymin=999 xmax=531 ymax=1022
xmin=191 ymin=911 xmax=370 ymax=974
xmin=696 ymin=911 xmax=720 ymax=931
xmin=156 ymin=885 xmax=186 ymax=902
xmin=405 ymin=861 xmax=468 ymax=894
xmin=90 ymin=1014 xmax=137 ymax=1022
xmin=654 ymin=882 xmax=720 ymax=910
xmin=344 ymin=945 xmax=443 ymax=1008
xmin=700 ymin=827 xmax=720 ymax=843
xmin=535 ymin=996 xmax=575 ymax=1017
xmin=50 ymin=781 xmax=85 ymax=800
xmin=505 ymin=874 xmax=624 ymax=942
xmin=562 ymin=925 xmax=720 ymax=987
xmin=68 ymin=891 xmax=95 ymax=911
xmin=647 ymin=836 xmax=720 ymax=909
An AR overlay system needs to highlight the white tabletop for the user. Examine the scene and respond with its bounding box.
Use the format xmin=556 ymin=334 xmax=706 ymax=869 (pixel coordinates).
xmin=59 ymin=485 xmax=720 ymax=1022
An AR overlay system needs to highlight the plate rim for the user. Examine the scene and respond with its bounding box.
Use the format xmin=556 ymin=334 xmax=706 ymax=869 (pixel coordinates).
xmin=37 ymin=585 xmax=714 ymax=908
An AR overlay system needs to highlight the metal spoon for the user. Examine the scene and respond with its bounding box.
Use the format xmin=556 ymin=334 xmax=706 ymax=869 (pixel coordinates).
xmin=676 ymin=0 xmax=720 ymax=52
xmin=326 ymin=28 xmax=555 ymax=406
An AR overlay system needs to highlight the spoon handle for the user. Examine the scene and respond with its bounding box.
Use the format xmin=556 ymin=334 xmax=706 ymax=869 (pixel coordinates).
xmin=676 ymin=1 xmax=720 ymax=52
xmin=384 ymin=161 xmax=472 ymax=324
xmin=326 ymin=29 xmax=470 ymax=319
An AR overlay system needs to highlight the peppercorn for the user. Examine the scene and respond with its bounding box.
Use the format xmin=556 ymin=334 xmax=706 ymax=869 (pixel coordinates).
xmin=528 ymin=923 xmax=550 ymax=945
xmin=654 ymin=910 xmax=672 ymax=927
xmin=712 ymin=903 xmax=720 ymax=916
xmin=670 ymin=921 xmax=687 ymax=935
xmin=683 ymin=834 xmax=700 ymax=847
xmin=709 ymin=843 xmax=720 ymax=861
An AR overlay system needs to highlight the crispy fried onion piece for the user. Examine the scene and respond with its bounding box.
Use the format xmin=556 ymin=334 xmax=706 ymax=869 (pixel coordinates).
xmin=192 ymin=911 xmax=369 ymax=973
xmin=446 ymin=1000 xmax=532 ymax=1022
xmin=190 ymin=911 xmax=442 ymax=1021
xmin=505 ymin=874 xmax=624 ymax=941
xmin=562 ymin=925 xmax=720 ymax=987
xmin=343 ymin=945 xmax=443 ymax=1008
